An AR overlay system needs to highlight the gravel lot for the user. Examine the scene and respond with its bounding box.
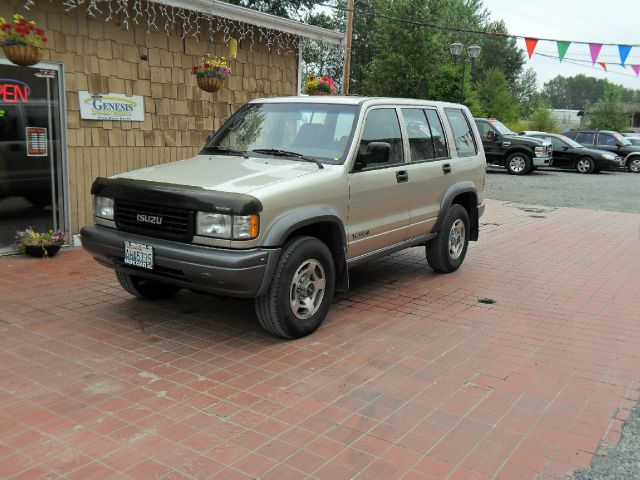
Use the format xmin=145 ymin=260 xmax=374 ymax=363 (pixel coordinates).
xmin=485 ymin=166 xmax=640 ymax=480
xmin=484 ymin=167 xmax=640 ymax=214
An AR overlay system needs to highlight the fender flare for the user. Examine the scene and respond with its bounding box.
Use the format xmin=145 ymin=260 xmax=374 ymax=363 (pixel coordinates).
xmin=504 ymin=146 xmax=534 ymax=163
xmin=433 ymin=182 xmax=480 ymax=241
xmin=624 ymin=152 xmax=640 ymax=167
xmin=260 ymin=206 xmax=349 ymax=292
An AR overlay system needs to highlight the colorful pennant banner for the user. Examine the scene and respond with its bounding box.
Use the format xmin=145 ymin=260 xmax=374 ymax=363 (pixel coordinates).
xmin=599 ymin=62 xmax=607 ymax=72
xmin=557 ymin=41 xmax=571 ymax=62
xmin=618 ymin=45 xmax=632 ymax=65
xmin=633 ymin=65 xmax=640 ymax=76
xmin=525 ymin=38 xmax=538 ymax=59
xmin=589 ymin=43 xmax=603 ymax=64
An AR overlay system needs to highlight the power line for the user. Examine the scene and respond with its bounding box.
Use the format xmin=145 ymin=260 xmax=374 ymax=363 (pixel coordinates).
xmin=315 ymin=1 xmax=640 ymax=48
xmin=534 ymin=52 xmax=639 ymax=79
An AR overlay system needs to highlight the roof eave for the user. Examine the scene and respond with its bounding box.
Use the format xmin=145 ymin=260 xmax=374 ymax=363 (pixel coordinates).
xmin=155 ymin=0 xmax=344 ymax=45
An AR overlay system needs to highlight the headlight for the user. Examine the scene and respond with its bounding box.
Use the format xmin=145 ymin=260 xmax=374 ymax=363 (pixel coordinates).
xmin=94 ymin=196 xmax=114 ymax=220
xmin=601 ymin=153 xmax=615 ymax=160
xmin=534 ymin=146 xmax=545 ymax=157
xmin=197 ymin=212 xmax=232 ymax=239
xmin=196 ymin=212 xmax=259 ymax=240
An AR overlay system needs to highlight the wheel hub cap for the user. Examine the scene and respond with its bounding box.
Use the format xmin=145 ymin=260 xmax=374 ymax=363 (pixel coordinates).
xmin=290 ymin=259 xmax=326 ymax=320
xmin=510 ymin=157 xmax=525 ymax=172
xmin=448 ymin=219 xmax=465 ymax=260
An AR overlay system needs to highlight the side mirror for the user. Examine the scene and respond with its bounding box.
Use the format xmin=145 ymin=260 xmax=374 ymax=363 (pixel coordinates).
xmin=486 ymin=130 xmax=497 ymax=141
xmin=206 ymin=133 xmax=214 ymax=144
xmin=562 ymin=146 xmax=570 ymax=151
xmin=357 ymin=142 xmax=391 ymax=168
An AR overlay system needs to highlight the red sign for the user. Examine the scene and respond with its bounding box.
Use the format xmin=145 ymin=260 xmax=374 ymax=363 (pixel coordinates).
xmin=0 ymin=79 xmax=30 ymax=103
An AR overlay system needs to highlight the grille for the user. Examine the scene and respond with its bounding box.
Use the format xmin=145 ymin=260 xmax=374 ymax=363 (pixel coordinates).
xmin=114 ymin=200 xmax=194 ymax=242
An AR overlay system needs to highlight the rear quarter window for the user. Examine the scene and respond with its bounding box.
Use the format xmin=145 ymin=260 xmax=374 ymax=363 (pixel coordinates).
xmin=444 ymin=108 xmax=477 ymax=157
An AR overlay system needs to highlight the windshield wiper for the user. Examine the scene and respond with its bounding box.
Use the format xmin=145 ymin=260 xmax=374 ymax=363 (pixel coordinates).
xmin=250 ymin=149 xmax=324 ymax=169
xmin=201 ymin=145 xmax=248 ymax=158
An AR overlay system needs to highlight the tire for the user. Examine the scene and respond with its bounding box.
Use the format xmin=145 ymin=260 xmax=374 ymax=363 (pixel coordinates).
xmin=628 ymin=156 xmax=640 ymax=173
xmin=254 ymin=236 xmax=335 ymax=339
xmin=426 ymin=204 xmax=470 ymax=274
xmin=575 ymin=156 xmax=595 ymax=174
xmin=505 ymin=152 xmax=532 ymax=175
xmin=115 ymin=271 xmax=181 ymax=300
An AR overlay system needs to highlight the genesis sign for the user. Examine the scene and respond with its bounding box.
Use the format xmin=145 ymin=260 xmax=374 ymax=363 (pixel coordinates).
xmin=79 ymin=91 xmax=144 ymax=121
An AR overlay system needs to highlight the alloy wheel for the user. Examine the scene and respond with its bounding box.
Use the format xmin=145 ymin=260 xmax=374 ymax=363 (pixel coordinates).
xmin=290 ymin=259 xmax=326 ymax=320
xmin=448 ymin=219 xmax=465 ymax=260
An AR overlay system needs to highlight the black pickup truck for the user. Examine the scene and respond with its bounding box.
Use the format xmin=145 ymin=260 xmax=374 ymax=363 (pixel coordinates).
xmin=474 ymin=118 xmax=553 ymax=175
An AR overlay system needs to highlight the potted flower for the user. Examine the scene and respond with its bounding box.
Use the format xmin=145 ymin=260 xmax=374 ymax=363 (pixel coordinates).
xmin=0 ymin=14 xmax=48 ymax=67
xmin=192 ymin=54 xmax=232 ymax=93
xmin=304 ymin=74 xmax=337 ymax=96
xmin=15 ymin=227 xmax=67 ymax=258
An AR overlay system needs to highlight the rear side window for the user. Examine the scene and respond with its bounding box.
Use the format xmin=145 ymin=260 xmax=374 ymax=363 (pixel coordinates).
xmin=401 ymin=108 xmax=435 ymax=162
xmin=444 ymin=108 xmax=477 ymax=157
xmin=576 ymin=132 xmax=595 ymax=144
xmin=425 ymin=110 xmax=449 ymax=158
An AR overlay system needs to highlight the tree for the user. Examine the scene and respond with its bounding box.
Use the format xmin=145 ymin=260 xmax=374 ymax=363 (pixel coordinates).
xmin=584 ymin=86 xmax=633 ymax=131
xmin=475 ymin=68 xmax=518 ymax=123
xmin=541 ymin=74 xmax=640 ymax=109
xmin=528 ymin=104 xmax=558 ymax=132
xmin=350 ymin=0 xmax=524 ymax=101
xmin=513 ymin=67 xmax=540 ymax=118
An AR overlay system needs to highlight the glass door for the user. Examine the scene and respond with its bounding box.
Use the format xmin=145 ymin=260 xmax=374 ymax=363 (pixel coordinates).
xmin=0 ymin=60 xmax=68 ymax=255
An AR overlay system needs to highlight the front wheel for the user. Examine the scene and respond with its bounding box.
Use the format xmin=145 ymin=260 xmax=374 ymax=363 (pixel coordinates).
xmin=255 ymin=236 xmax=335 ymax=339
xmin=426 ymin=204 xmax=470 ymax=273
xmin=115 ymin=271 xmax=181 ymax=300
xmin=628 ymin=157 xmax=640 ymax=173
xmin=576 ymin=157 xmax=595 ymax=174
xmin=505 ymin=153 xmax=532 ymax=175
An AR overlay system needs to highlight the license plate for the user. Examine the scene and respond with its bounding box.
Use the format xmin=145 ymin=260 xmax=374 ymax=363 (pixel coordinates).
xmin=124 ymin=241 xmax=154 ymax=270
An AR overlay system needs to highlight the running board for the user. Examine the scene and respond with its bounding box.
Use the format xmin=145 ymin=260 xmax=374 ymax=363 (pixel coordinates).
xmin=347 ymin=232 xmax=437 ymax=268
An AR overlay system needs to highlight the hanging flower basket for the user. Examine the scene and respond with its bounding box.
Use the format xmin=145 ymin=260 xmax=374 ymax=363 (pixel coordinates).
xmin=192 ymin=54 xmax=231 ymax=93
xmin=197 ymin=77 xmax=224 ymax=93
xmin=2 ymin=43 xmax=43 ymax=66
xmin=304 ymin=74 xmax=337 ymax=96
xmin=0 ymin=14 xmax=48 ymax=67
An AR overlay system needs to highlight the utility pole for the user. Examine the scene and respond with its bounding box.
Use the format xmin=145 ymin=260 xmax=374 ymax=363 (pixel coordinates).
xmin=342 ymin=0 xmax=354 ymax=95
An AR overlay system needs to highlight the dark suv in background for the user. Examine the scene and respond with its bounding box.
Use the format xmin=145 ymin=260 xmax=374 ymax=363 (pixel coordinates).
xmin=565 ymin=129 xmax=640 ymax=173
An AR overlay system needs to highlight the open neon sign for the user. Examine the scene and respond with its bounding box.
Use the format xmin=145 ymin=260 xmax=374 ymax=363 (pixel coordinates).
xmin=0 ymin=78 xmax=30 ymax=103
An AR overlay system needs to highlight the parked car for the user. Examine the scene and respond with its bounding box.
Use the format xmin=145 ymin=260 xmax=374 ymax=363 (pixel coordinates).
xmin=81 ymin=97 xmax=486 ymax=338
xmin=626 ymin=137 xmax=640 ymax=147
xmin=520 ymin=132 xmax=623 ymax=173
xmin=474 ymin=118 xmax=553 ymax=175
xmin=565 ymin=129 xmax=640 ymax=173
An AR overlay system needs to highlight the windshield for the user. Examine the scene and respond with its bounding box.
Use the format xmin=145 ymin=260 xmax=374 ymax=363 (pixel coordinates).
xmin=558 ymin=135 xmax=584 ymax=148
xmin=613 ymin=133 xmax=632 ymax=146
xmin=488 ymin=119 xmax=514 ymax=135
xmin=204 ymin=102 xmax=358 ymax=164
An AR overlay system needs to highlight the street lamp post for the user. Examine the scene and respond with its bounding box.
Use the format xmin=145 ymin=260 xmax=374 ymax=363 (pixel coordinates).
xmin=449 ymin=43 xmax=481 ymax=103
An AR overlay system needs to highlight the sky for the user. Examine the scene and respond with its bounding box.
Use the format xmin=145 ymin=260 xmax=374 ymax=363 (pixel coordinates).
xmin=481 ymin=0 xmax=640 ymax=89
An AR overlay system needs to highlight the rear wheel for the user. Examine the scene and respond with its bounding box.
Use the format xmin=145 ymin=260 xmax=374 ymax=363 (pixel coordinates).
xmin=628 ymin=157 xmax=640 ymax=173
xmin=576 ymin=156 xmax=595 ymax=174
xmin=254 ymin=236 xmax=335 ymax=339
xmin=505 ymin=153 xmax=532 ymax=175
xmin=426 ymin=204 xmax=470 ymax=273
xmin=116 ymin=271 xmax=181 ymax=300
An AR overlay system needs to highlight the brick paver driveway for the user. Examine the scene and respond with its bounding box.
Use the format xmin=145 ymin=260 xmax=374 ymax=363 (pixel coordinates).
xmin=1 ymin=199 xmax=639 ymax=480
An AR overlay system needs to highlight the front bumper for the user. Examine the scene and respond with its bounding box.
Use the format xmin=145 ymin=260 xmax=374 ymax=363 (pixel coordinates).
xmin=533 ymin=155 xmax=553 ymax=167
xmin=80 ymin=225 xmax=280 ymax=298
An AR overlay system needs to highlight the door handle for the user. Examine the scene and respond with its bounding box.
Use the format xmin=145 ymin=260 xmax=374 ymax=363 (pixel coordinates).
xmin=396 ymin=170 xmax=409 ymax=183
xmin=442 ymin=163 xmax=452 ymax=174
